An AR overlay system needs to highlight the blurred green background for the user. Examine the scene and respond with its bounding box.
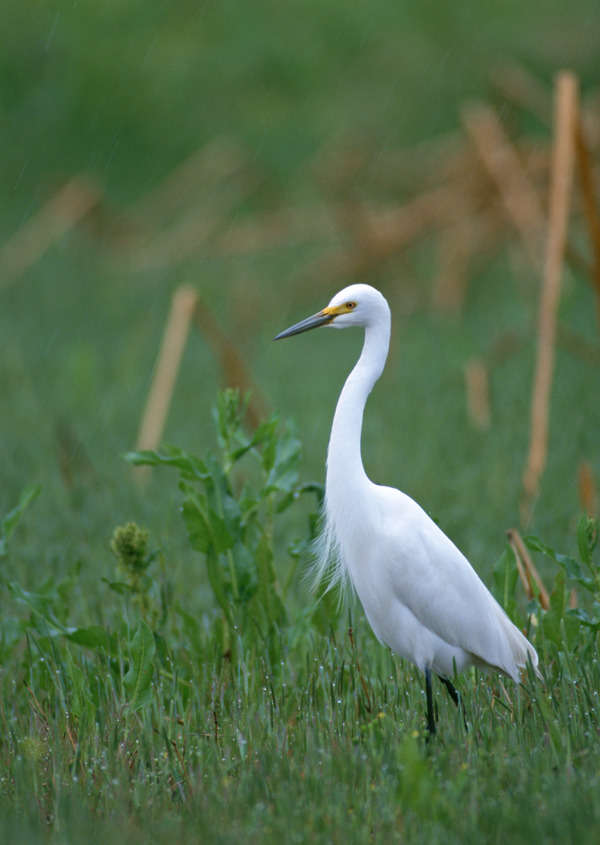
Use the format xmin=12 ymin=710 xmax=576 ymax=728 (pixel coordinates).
xmin=1 ymin=0 xmax=599 ymax=617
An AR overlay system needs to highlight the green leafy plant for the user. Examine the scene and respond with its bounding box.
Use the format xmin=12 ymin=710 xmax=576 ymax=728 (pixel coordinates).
xmin=525 ymin=516 xmax=600 ymax=653
xmin=123 ymin=619 xmax=156 ymax=711
xmin=491 ymin=516 xmax=600 ymax=662
xmin=126 ymin=390 xmax=322 ymax=656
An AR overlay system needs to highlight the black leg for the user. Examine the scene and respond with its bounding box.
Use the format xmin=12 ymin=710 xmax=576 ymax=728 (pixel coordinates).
xmin=425 ymin=667 xmax=436 ymax=736
xmin=438 ymin=675 xmax=460 ymax=707
xmin=438 ymin=674 xmax=468 ymax=732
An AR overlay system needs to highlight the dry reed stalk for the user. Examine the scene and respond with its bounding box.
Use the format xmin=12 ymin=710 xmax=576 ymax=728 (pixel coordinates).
xmin=556 ymin=322 xmax=600 ymax=369
xmin=126 ymin=139 xmax=251 ymax=230
xmin=192 ymin=296 xmax=268 ymax=430
xmin=491 ymin=62 xmax=553 ymax=125
xmin=461 ymin=102 xmax=546 ymax=269
xmin=135 ymin=286 xmax=199 ymax=484
xmin=521 ymin=72 xmax=578 ymax=521
xmin=310 ymin=187 xmax=454 ymax=284
xmin=359 ymin=188 xmax=457 ymax=255
xmin=463 ymin=358 xmax=491 ymax=429
xmin=574 ymin=117 xmax=600 ymax=330
xmin=507 ymin=528 xmax=550 ymax=610
xmin=0 ymin=176 xmax=102 ymax=288
xmin=578 ymin=461 xmax=597 ymax=514
xmin=509 ymin=531 xmax=534 ymax=600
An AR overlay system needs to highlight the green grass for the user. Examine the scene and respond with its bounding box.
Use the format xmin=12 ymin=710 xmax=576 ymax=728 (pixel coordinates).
xmin=2 ymin=403 xmax=600 ymax=844
xmin=2 ymin=566 xmax=600 ymax=845
xmin=2 ymin=0 xmax=600 ymax=841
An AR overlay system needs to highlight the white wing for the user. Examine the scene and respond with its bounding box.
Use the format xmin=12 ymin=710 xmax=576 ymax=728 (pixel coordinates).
xmin=348 ymin=484 xmax=537 ymax=679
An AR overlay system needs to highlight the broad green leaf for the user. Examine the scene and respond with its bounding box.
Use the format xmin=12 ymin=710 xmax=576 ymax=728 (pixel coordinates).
xmin=124 ymin=446 xmax=208 ymax=481
xmin=239 ymin=415 xmax=279 ymax=468
xmin=64 ymin=625 xmax=114 ymax=651
xmin=123 ymin=620 xmax=155 ymax=711
xmin=525 ymin=535 xmax=594 ymax=592
xmin=182 ymin=496 xmax=234 ymax=555
xmin=239 ymin=482 xmax=260 ymax=519
xmin=101 ymin=578 xmax=136 ymax=595
xmin=203 ymin=454 xmax=232 ymax=507
xmin=569 ymin=604 xmax=600 ymax=631
xmin=221 ymin=494 xmax=242 ymax=535
xmin=263 ymin=422 xmax=302 ymax=495
xmin=232 ymin=542 xmax=258 ymax=602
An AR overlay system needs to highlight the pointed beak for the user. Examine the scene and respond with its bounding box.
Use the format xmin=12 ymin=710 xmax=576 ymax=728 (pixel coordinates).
xmin=274 ymin=308 xmax=335 ymax=340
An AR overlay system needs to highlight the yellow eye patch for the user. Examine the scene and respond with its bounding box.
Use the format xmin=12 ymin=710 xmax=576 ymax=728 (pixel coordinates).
xmin=323 ymin=301 xmax=357 ymax=317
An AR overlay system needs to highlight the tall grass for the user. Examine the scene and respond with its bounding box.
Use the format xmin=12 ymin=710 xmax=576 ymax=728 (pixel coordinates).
xmin=1 ymin=394 xmax=599 ymax=843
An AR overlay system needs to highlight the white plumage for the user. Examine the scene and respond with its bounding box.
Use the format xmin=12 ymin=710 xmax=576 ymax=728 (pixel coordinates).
xmin=275 ymin=283 xmax=539 ymax=731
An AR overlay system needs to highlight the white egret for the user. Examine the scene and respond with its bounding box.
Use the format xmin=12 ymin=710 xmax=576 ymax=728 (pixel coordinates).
xmin=275 ymin=284 xmax=539 ymax=734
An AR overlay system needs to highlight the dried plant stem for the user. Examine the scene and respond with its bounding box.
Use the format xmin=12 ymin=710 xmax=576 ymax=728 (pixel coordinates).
xmin=135 ymin=285 xmax=199 ymax=483
xmin=556 ymin=322 xmax=600 ymax=369
xmin=462 ymin=102 xmax=545 ymax=269
xmin=578 ymin=461 xmax=597 ymax=515
xmin=574 ymin=117 xmax=600 ymax=331
xmin=491 ymin=61 xmax=553 ymax=126
xmin=521 ymin=71 xmax=578 ymax=522
xmin=310 ymin=187 xmax=453 ymax=285
xmin=507 ymin=528 xmax=550 ymax=611
xmin=0 ymin=176 xmax=101 ymax=288
xmin=463 ymin=358 xmax=491 ymax=430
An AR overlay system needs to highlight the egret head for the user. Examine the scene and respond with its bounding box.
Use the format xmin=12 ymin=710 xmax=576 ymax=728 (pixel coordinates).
xmin=274 ymin=284 xmax=389 ymax=340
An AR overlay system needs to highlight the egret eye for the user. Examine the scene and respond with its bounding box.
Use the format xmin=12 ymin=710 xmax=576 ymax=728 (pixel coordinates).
xmin=346 ymin=301 xmax=357 ymax=309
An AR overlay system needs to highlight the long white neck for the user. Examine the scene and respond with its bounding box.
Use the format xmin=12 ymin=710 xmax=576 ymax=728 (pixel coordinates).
xmin=325 ymin=315 xmax=391 ymax=506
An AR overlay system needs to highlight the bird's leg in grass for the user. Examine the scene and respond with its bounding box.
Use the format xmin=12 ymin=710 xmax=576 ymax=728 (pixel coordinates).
xmin=438 ymin=675 xmax=460 ymax=706
xmin=425 ymin=671 xmax=468 ymax=736
xmin=425 ymin=667 xmax=436 ymax=736
xmin=438 ymin=675 xmax=469 ymax=732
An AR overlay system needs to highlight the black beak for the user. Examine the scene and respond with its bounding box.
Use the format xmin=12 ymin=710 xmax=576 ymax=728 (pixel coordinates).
xmin=274 ymin=310 xmax=333 ymax=340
